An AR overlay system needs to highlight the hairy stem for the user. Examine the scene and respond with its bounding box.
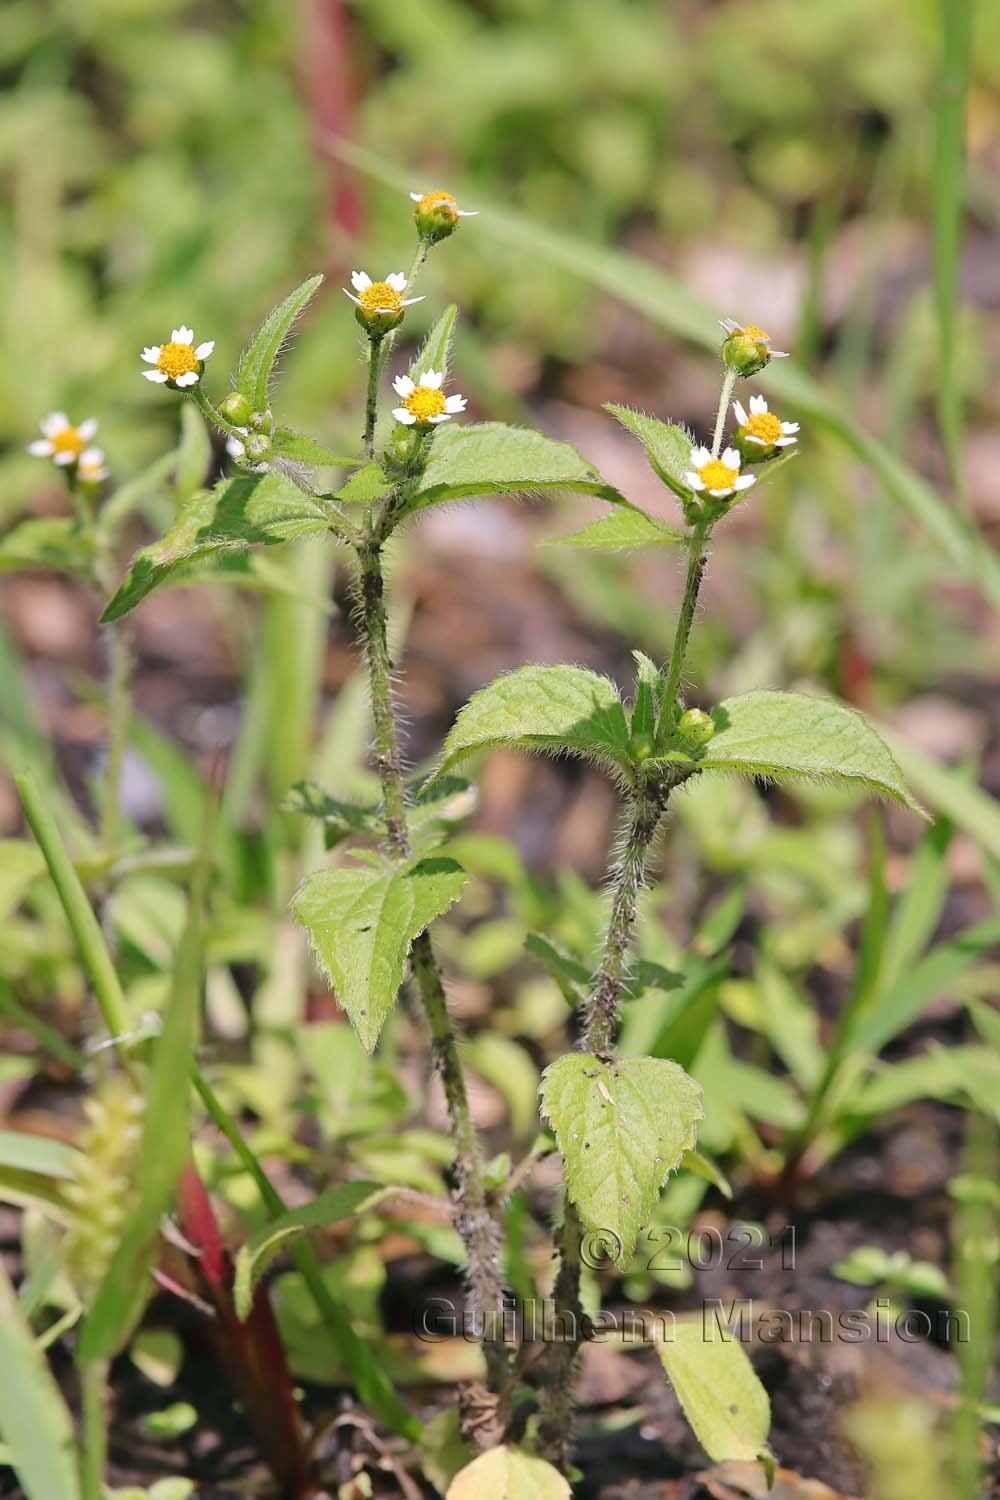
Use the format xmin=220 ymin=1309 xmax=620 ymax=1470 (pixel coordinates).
xmin=660 ymin=524 xmax=709 ymax=724
xmin=711 ymin=367 xmax=739 ymax=459
xmin=364 ymin=335 xmax=384 ymax=460
xmin=536 ymin=1200 xmax=588 ymax=1469
xmin=353 ymin=538 xmax=509 ymax=1393
xmin=585 ymin=784 xmax=667 ymax=1054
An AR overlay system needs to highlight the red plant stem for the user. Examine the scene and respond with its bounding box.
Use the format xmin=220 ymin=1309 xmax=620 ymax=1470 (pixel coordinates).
xmin=175 ymin=1162 xmax=314 ymax=1500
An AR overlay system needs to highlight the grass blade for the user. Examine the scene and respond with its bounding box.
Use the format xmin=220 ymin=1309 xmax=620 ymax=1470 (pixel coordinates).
xmin=0 ymin=1260 xmax=81 ymax=1500
xmin=932 ymin=0 xmax=974 ymax=492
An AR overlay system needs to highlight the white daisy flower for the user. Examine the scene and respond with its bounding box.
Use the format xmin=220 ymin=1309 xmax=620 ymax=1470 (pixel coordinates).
xmin=28 ymin=413 xmax=98 ymax=466
xmin=77 ymin=447 xmax=109 ymax=484
xmin=343 ymin=271 xmax=423 ymax=331
xmin=732 ymin=393 xmax=799 ymax=452
xmin=140 ymin=327 xmax=215 ymax=388
xmin=391 ymin=369 xmax=467 ymax=427
xmin=683 ymin=445 xmax=756 ymax=501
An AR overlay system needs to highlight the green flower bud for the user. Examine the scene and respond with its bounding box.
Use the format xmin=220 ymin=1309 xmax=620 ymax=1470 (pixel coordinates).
xmin=676 ymin=708 xmax=715 ymax=746
xmin=411 ymin=189 xmax=465 ymax=243
xmin=719 ymin=319 xmax=788 ymax=378
xmin=249 ymin=408 xmax=273 ymax=434
xmin=244 ymin=432 xmax=271 ymax=461
xmin=219 ymin=391 xmax=253 ymax=425
xmin=629 ymin=730 xmax=655 ymax=763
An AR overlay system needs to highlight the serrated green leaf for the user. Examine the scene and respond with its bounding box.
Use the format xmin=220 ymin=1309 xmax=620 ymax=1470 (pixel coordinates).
xmin=282 ymin=781 xmax=380 ymax=846
xmin=101 ymin=473 xmax=330 ymax=621
xmin=235 ymin=274 xmax=323 ymax=411
xmin=525 ymin=933 xmax=591 ymax=1006
xmin=436 ymin=664 xmax=632 ymax=781
xmin=0 ymin=1261 xmax=81 ymax=1500
xmin=699 ymin=690 xmax=925 ymax=814
xmin=545 ymin=506 xmax=683 ymax=551
xmin=408 ymin=422 xmax=624 ymax=512
xmin=293 ymin=857 xmax=468 ymax=1051
xmin=270 ymin=428 xmax=359 ymax=468
xmin=410 ymin=303 xmax=458 ymax=383
xmin=173 ymin=400 xmax=211 ymax=500
xmin=605 ymin=404 xmax=694 ymax=494
xmin=0 ymin=517 xmax=94 ymax=577
xmin=540 ymin=1054 xmax=703 ymax=1262
xmin=233 ymin=1180 xmax=382 ymax=1320
xmin=656 ymin=1321 xmax=770 ymax=1462
xmin=335 ymin=462 xmax=393 ymax=504
xmin=447 ymin=1445 xmax=571 ymax=1500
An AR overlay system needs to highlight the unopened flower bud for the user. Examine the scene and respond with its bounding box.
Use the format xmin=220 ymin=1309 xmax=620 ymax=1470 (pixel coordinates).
xmin=676 ymin=708 xmax=715 ymax=746
xmin=249 ymin=408 xmax=273 ymax=434
xmin=219 ymin=391 xmax=252 ymax=425
xmin=244 ymin=432 xmax=271 ymax=461
xmin=413 ymin=190 xmax=460 ymax=241
xmin=719 ymin=319 xmax=788 ymax=378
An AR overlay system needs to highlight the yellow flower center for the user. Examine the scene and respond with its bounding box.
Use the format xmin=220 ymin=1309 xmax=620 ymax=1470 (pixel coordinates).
xmin=404 ymin=386 xmax=448 ymax=423
xmin=697 ymin=459 xmax=739 ymax=491
xmin=744 ymin=411 xmax=783 ymax=446
xmin=741 ymin=325 xmax=770 ymax=343
xmin=358 ymin=282 xmax=403 ymax=318
xmin=156 ymin=342 xmax=199 ymax=380
xmin=51 ymin=426 xmax=84 ymax=457
xmin=419 ymin=190 xmax=458 ymax=219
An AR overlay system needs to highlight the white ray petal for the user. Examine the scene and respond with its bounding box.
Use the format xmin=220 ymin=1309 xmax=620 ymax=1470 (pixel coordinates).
xmin=720 ymin=446 xmax=741 ymax=468
xmin=141 ymin=347 xmax=161 ymax=364
xmin=194 ymin=341 xmax=214 ymax=360
xmin=174 ymin=371 xmax=199 ymax=387
xmin=749 ymin=394 xmax=767 ymax=414
xmin=781 ymin=422 xmax=800 ymax=434
xmin=733 ymin=400 xmax=748 ymax=425
xmin=427 ymin=413 xmax=451 ymax=424
xmin=685 ymin=474 xmax=706 ymax=491
xmin=142 ymin=369 xmax=170 ymax=382
xmin=172 ymin=327 xmax=194 ymax=345
xmin=393 ymin=408 xmax=416 ymax=425
xmin=733 ymin=475 xmax=756 ymax=490
xmin=707 ymin=486 xmax=734 ymax=498
xmin=745 ymin=434 xmax=766 ymax=446
xmin=41 ymin=412 xmax=70 ymax=436
xmin=28 ymin=440 xmax=54 ymax=456
xmin=393 ymin=375 xmax=415 ymax=397
xmin=53 ymin=450 xmax=76 ymax=466
xmin=351 ymin=271 xmax=371 ymax=290
xmin=77 ymin=418 xmax=98 ymax=441
xmin=444 ymin=395 xmax=467 ymax=412
xmin=385 ymin=272 xmax=407 ymax=291
xmin=690 ymin=445 xmax=712 ymax=467
xmin=419 ymin=370 xmax=443 ymax=388
xmin=400 ymin=296 xmax=425 ymax=307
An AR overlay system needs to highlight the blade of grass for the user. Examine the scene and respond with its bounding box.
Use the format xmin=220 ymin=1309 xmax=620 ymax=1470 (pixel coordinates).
xmin=15 ymin=768 xmax=131 ymax=1048
xmin=933 ymin=0 xmax=974 ymax=497
xmin=0 ymin=1260 xmax=81 ymax=1500
xmin=79 ymin=843 xmax=208 ymax=1360
xmin=325 ymin=138 xmax=1000 ymax=615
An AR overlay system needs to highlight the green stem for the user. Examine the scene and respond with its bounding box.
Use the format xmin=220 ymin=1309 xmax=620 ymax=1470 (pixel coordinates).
xmin=99 ymin=623 xmax=131 ymax=854
xmin=585 ymin=785 xmax=667 ymax=1055
xmin=353 ymin=538 xmax=509 ymax=1393
xmin=660 ymin=524 xmax=709 ymax=727
xmin=16 ymin=769 xmax=131 ymax=1048
xmin=364 ymin=335 xmax=385 ymax=460
xmin=192 ymin=383 xmax=244 ymax=444
xmin=711 ymin=368 xmax=739 ymax=459
xmin=79 ymin=1356 xmax=108 ymax=1500
xmin=536 ymin=1200 xmax=587 ymax=1469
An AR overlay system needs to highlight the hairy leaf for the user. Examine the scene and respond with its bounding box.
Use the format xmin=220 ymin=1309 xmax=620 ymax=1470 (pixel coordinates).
xmin=656 ymin=1321 xmax=770 ymax=1462
xmin=409 ymin=422 xmax=624 ymax=511
xmin=269 ymin=428 xmax=359 ymax=468
xmin=540 ymin=1054 xmax=703 ymax=1262
xmin=605 ymin=404 xmax=694 ymax=493
xmin=335 ymin=462 xmax=393 ymax=504
xmin=0 ymin=518 xmax=94 ymax=578
xmin=699 ymin=690 xmax=925 ymax=814
xmin=293 ymin=857 xmax=468 ymax=1051
xmin=234 ymin=1181 xmax=382 ymax=1319
xmin=101 ymin=473 xmax=330 ymax=621
xmin=235 ymin=274 xmax=323 ymax=411
xmin=410 ymin=303 xmax=458 ymax=383
xmin=435 ymin=664 xmax=632 ymax=780
xmin=545 ymin=507 xmax=683 ymax=551
xmin=447 ymin=1446 xmax=571 ymax=1500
